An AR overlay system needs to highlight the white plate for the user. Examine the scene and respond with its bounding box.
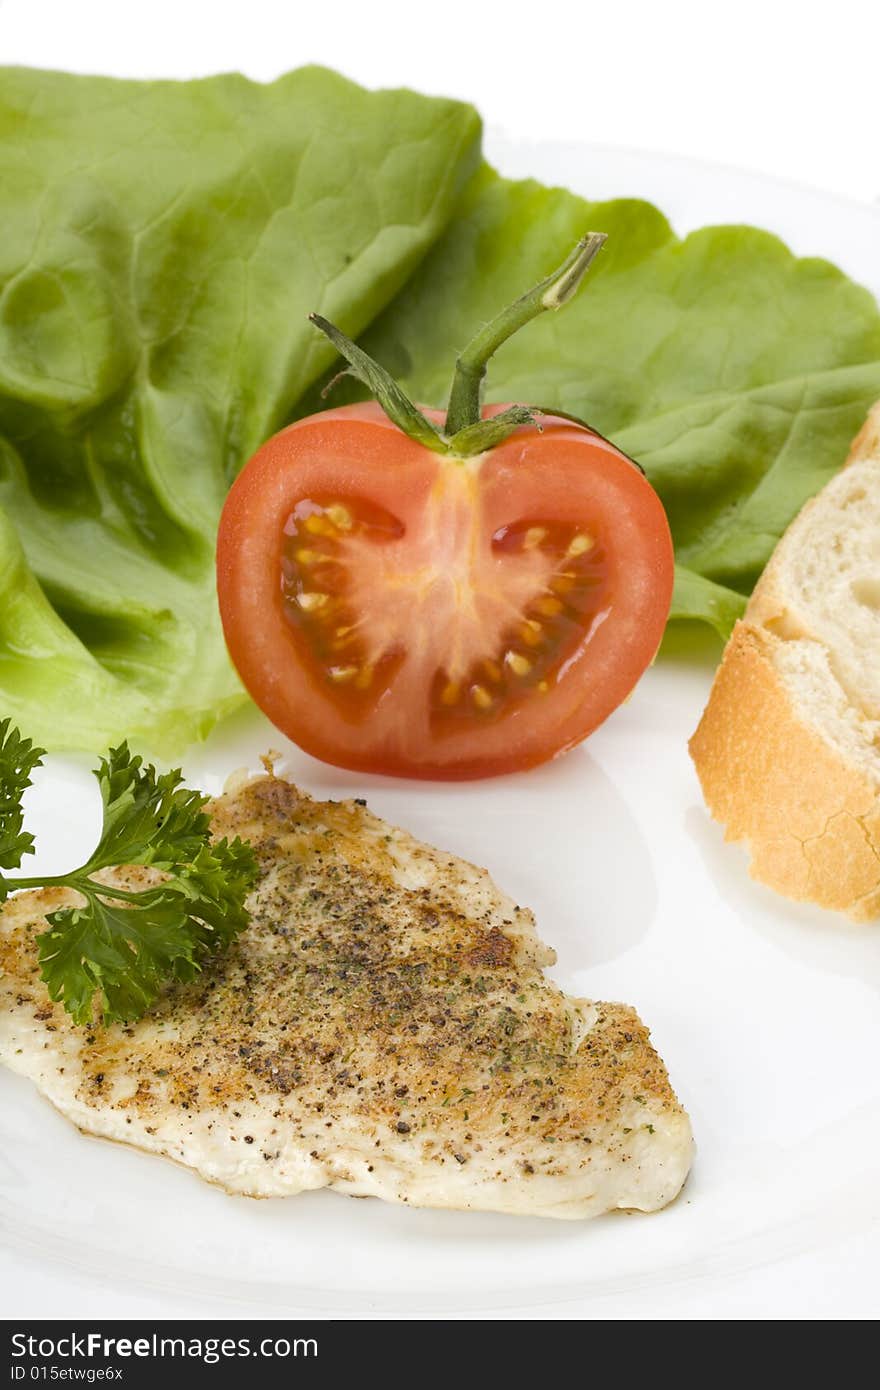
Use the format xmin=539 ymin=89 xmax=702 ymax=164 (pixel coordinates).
xmin=3 ymin=142 xmax=880 ymax=1322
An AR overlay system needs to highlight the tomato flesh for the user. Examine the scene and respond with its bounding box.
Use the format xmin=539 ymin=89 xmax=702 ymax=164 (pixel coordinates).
xmin=281 ymin=496 xmax=408 ymax=712
xmin=217 ymin=403 xmax=673 ymax=779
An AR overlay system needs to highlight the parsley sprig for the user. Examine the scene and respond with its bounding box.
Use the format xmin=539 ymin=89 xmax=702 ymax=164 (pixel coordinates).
xmin=0 ymin=720 xmax=258 ymax=1027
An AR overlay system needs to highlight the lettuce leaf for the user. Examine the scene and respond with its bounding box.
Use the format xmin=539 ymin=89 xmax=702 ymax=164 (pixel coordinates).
xmin=0 ymin=66 xmax=481 ymax=752
xmin=321 ymin=167 xmax=880 ymax=635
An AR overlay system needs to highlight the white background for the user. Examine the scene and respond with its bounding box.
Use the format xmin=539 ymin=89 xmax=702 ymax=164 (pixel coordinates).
xmin=1 ymin=0 xmax=880 ymax=203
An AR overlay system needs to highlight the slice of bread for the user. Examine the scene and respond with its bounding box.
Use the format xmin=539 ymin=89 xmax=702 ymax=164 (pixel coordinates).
xmin=689 ymin=402 xmax=880 ymax=920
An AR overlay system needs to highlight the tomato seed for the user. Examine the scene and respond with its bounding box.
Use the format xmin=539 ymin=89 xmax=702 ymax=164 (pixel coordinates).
xmin=504 ymin=651 xmax=531 ymax=676
xmin=536 ymin=596 xmax=563 ymax=617
xmin=355 ymin=666 xmax=374 ymax=690
xmin=325 ymin=504 xmax=353 ymax=530
xmin=296 ymin=592 xmax=329 ymax=611
xmin=567 ymin=533 xmax=594 ymax=557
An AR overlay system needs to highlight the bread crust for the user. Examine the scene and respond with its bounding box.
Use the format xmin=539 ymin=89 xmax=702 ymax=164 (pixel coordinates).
xmin=689 ymin=406 xmax=880 ymax=921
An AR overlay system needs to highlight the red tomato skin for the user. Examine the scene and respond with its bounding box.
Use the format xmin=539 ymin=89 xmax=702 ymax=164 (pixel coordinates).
xmin=217 ymin=403 xmax=674 ymax=780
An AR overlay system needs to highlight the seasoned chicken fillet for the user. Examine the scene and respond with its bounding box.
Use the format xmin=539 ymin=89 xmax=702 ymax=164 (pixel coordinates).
xmin=0 ymin=774 xmax=692 ymax=1219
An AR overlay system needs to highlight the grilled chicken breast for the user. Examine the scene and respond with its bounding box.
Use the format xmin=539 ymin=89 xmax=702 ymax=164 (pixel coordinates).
xmin=0 ymin=773 xmax=692 ymax=1219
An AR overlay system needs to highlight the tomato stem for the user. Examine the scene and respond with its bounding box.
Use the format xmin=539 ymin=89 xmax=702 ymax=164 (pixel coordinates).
xmin=444 ymin=233 xmax=607 ymax=436
xmin=446 ymin=405 xmax=540 ymax=455
xmin=308 ymin=232 xmax=607 ymax=458
xmin=309 ymin=314 xmax=451 ymax=455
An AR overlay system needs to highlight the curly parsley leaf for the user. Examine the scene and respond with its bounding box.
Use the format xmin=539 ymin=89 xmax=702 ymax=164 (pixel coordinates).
xmin=37 ymin=893 xmax=203 ymax=1027
xmin=0 ymin=718 xmax=46 ymax=893
xmin=82 ymin=743 xmax=212 ymax=874
xmin=0 ymin=727 xmax=259 ymax=1026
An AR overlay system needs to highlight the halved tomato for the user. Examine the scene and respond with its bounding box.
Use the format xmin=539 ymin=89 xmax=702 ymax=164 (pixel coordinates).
xmin=217 ymin=401 xmax=673 ymax=779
